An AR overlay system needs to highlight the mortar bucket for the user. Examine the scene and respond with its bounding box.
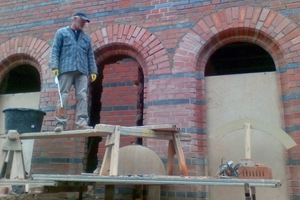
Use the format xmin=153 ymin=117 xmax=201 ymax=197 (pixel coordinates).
xmin=3 ymin=108 xmax=46 ymax=134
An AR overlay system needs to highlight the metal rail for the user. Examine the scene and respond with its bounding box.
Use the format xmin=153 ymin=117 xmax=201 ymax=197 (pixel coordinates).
xmin=0 ymin=179 xmax=56 ymax=186
xmin=32 ymin=174 xmax=281 ymax=188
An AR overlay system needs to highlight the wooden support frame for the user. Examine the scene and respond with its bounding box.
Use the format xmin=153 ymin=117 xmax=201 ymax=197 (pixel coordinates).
xmin=95 ymin=124 xmax=189 ymax=199
xmin=0 ymin=130 xmax=26 ymax=179
xmin=96 ymin=124 xmax=189 ymax=176
xmin=99 ymin=126 xmax=120 ymax=176
xmin=0 ymin=124 xmax=191 ymax=200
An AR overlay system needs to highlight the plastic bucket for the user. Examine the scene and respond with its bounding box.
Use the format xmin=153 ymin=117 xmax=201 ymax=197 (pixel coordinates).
xmin=2 ymin=108 xmax=46 ymax=134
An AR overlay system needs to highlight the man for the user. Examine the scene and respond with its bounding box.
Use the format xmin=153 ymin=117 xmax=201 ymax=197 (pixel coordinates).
xmin=49 ymin=12 xmax=98 ymax=132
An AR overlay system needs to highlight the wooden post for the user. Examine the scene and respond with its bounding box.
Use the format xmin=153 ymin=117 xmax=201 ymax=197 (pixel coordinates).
xmin=109 ymin=126 xmax=120 ymax=176
xmin=167 ymin=140 xmax=175 ymax=175
xmin=99 ymin=125 xmax=120 ymax=176
xmin=99 ymin=133 xmax=114 ymax=176
xmin=4 ymin=149 xmax=14 ymax=179
xmin=172 ymin=133 xmax=188 ymax=176
xmin=245 ymin=123 xmax=251 ymax=159
xmin=0 ymin=131 xmax=26 ymax=179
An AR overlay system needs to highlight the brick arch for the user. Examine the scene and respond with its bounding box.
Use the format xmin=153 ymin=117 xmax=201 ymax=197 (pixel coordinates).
xmin=0 ymin=36 xmax=51 ymax=82
xmin=173 ymin=6 xmax=298 ymax=73
xmin=91 ymin=25 xmax=170 ymax=76
xmin=0 ymin=54 xmax=41 ymax=82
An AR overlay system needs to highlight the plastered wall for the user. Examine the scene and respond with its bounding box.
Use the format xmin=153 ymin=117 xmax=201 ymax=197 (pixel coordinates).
xmin=206 ymin=72 xmax=288 ymax=200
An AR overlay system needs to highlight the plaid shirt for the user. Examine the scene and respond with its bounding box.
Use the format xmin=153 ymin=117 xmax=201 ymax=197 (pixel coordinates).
xmin=49 ymin=26 xmax=98 ymax=76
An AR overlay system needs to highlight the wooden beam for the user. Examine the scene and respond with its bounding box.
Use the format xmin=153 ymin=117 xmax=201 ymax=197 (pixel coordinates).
xmin=167 ymin=140 xmax=175 ymax=175
xmin=96 ymin=124 xmax=191 ymax=141
xmin=172 ymin=133 xmax=188 ymax=176
xmin=1 ymin=124 xmax=190 ymax=141
xmin=109 ymin=126 xmax=120 ymax=176
xmin=16 ymin=129 xmax=110 ymax=140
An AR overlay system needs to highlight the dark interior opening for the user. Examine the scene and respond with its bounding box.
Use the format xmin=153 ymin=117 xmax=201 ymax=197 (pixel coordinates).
xmin=205 ymin=42 xmax=275 ymax=76
xmin=0 ymin=65 xmax=40 ymax=94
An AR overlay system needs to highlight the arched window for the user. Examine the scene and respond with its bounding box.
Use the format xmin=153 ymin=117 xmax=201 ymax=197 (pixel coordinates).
xmin=205 ymin=42 xmax=275 ymax=76
xmin=0 ymin=65 xmax=40 ymax=94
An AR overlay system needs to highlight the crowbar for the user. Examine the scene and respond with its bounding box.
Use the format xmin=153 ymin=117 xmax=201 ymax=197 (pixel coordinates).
xmin=55 ymin=76 xmax=63 ymax=107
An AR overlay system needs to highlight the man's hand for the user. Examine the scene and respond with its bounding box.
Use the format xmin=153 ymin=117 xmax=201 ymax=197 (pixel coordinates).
xmin=91 ymin=74 xmax=97 ymax=82
xmin=52 ymin=69 xmax=59 ymax=77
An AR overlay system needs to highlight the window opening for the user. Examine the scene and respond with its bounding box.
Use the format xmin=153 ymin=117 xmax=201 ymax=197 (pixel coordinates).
xmin=205 ymin=42 xmax=275 ymax=76
xmin=0 ymin=64 xmax=40 ymax=94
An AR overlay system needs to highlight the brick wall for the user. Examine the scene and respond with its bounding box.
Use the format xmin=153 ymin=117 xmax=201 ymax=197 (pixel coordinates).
xmin=0 ymin=1 xmax=300 ymax=199
xmin=100 ymin=59 xmax=140 ymax=127
xmin=98 ymin=59 xmax=141 ymax=160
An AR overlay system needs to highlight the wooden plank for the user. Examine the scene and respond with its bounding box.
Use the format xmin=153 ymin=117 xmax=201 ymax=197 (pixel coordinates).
xmin=7 ymin=124 xmax=190 ymax=141
xmin=5 ymin=151 xmax=14 ymax=179
xmin=99 ymin=145 xmax=112 ymax=176
xmin=105 ymin=133 xmax=115 ymax=147
xmin=15 ymin=151 xmax=25 ymax=180
xmin=96 ymin=124 xmax=191 ymax=140
xmin=245 ymin=123 xmax=251 ymax=159
xmin=94 ymin=124 xmax=116 ymax=133
xmin=137 ymin=124 xmax=179 ymax=132
xmin=109 ymin=126 xmax=120 ymax=176
xmin=18 ymin=129 xmax=110 ymax=140
xmin=173 ymin=133 xmax=188 ymax=176
xmin=14 ymin=151 xmax=25 ymax=179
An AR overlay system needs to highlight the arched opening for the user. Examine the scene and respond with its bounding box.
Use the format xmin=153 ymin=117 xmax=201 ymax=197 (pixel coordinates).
xmin=0 ymin=62 xmax=41 ymax=181
xmin=0 ymin=64 xmax=40 ymax=94
xmin=205 ymin=42 xmax=275 ymax=76
xmin=205 ymin=42 xmax=288 ymax=199
xmin=86 ymin=55 xmax=144 ymax=173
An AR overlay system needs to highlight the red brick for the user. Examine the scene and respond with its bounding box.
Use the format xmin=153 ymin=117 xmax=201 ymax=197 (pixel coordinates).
xmin=197 ymin=19 xmax=210 ymax=34
xmin=274 ymin=17 xmax=290 ymax=34
xmin=252 ymin=7 xmax=262 ymax=25
xmin=260 ymin=8 xmax=270 ymax=21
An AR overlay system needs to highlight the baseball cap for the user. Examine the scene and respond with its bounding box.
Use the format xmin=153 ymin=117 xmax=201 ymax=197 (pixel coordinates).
xmin=73 ymin=12 xmax=90 ymax=23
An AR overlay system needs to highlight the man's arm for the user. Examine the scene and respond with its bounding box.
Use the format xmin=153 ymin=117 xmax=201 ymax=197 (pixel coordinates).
xmin=49 ymin=30 xmax=63 ymax=71
xmin=87 ymin=38 xmax=98 ymax=76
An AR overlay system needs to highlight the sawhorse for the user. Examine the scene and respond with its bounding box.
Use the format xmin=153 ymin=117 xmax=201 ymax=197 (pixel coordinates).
xmin=94 ymin=124 xmax=190 ymax=200
xmin=95 ymin=124 xmax=190 ymax=176
xmin=0 ymin=130 xmax=26 ymax=180
xmin=0 ymin=124 xmax=191 ymax=200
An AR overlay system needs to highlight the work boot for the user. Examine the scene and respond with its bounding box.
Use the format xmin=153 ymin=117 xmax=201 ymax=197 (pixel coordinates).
xmin=76 ymin=125 xmax=93 ymax=130
xmin=54 ymin=124 xmax=64 ymax=132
